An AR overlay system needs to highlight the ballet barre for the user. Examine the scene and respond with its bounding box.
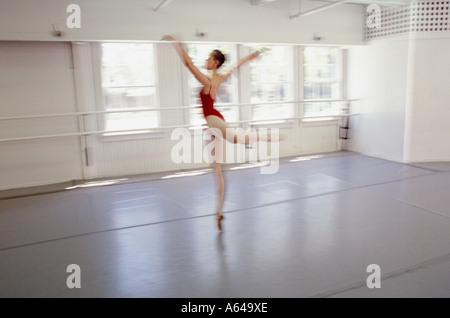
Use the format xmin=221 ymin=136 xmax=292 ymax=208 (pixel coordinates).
xmin=0 ymin=99 xmax=358 ymax=121
xmin=0 ymin=99 xmax=359 ymax=143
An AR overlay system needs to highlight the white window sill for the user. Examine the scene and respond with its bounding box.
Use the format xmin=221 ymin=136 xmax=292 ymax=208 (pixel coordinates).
xmin=300 ymin=117 xmax=340 ymax=127
xmin=249 ymin=119 xmax=298 ymax=129
xmin=97 ymin=130 xmax=166 ymax=143
xmin=302 ymin=116 xmax=339 ymax=122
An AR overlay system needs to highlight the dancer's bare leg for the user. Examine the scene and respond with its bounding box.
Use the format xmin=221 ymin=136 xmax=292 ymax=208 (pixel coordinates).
xmin=205 ymin=115 xmax=280 ymax=231
xmin=213 ymin=161 xmax=225 ymax=231
xmin=206 ymin=115 xmax=274 ymax=145
xmin=205 ymin=117 xmax=226 ymax=231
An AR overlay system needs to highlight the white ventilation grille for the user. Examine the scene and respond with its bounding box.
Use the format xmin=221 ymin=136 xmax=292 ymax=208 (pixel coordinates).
xmin=411 ymin=1 xmax=450 ymax=32
xmin=364 ymin=1 xmax=450 ymax=40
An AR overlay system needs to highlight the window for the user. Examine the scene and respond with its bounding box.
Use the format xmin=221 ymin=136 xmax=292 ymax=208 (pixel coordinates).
xmin=248 ymin=45 xmax=293 ymax=121
xmin=186 ymin=44 xmax=238 ymax=126
xmin=303 ymin=47 xmax=340 ymax=117
xmin=100 ymin=43 xmax=158 ymax=133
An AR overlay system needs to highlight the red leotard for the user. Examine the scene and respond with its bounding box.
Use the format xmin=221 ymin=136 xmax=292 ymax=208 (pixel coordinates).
xmin=199 ymin=91 xmax=225 ymax=121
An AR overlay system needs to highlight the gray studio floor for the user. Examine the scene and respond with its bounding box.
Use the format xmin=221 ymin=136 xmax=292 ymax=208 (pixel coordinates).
xmin=0 ymin=151 xmax=449 ymax=298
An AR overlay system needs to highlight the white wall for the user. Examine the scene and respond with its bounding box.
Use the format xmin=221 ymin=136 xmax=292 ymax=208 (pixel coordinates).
xmin=404 ymin=37 xmax=450 ymax=162
xmin=346 ymin=37 xmax=410 ymax=162
xmin=346 ymin=33 xmax=450 ymax=163
xmin=0 ymin=42 xmax=84 ymax=188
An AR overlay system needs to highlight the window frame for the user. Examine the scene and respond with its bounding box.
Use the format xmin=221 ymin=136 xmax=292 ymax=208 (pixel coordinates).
xmin=301 ymin=46 xmax=343 ymax=118
xmin=91 ymin=42 xmax=345 ymax=139
xmin=246 ymin=44 xmax=295 ymax=123
xmin=93 ymin=41 xmax=160 ymax=136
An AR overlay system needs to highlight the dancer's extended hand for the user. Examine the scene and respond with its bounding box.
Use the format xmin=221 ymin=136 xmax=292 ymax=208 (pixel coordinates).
xmin=161 ymin=35 xmax=176 ymax=42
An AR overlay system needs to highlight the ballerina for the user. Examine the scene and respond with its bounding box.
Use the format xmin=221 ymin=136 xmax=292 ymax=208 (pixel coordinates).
xmin=162 ymin=35 xmax=262 ymax=231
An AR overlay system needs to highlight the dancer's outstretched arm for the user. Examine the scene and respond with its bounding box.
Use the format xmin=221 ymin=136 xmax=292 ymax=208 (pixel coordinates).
xmin=162 ymin=35 xmax=211 ymax=86
xmin=222 ymin=51 xmax=261 ymax=80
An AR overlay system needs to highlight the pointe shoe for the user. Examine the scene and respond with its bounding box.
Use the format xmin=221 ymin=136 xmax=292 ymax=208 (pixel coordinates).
xmin=216 ymin=214 xmax=224 ymax=232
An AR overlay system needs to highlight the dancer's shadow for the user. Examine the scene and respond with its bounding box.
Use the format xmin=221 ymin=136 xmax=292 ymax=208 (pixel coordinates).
xmin=215 ymin=232 xmax=231 ymax=296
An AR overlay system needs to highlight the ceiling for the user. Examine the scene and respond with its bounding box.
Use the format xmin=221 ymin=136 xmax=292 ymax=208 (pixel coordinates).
xmin=251 ymin=0 xmax=413 ymax=6
xmin=317 ymin=0 xmax=413 ymax=5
